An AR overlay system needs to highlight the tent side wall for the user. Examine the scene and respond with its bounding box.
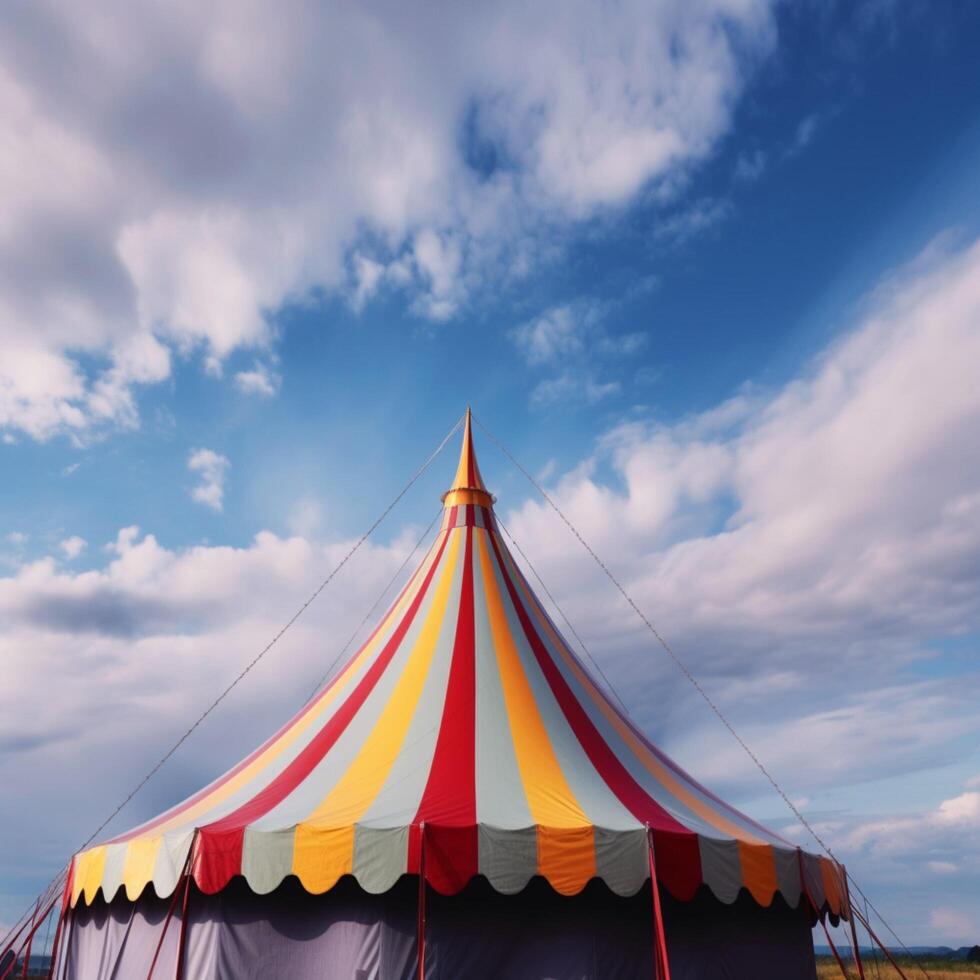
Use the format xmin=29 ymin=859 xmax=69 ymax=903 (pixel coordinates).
xmin=58 ymin=876 xmax=817 ymax=980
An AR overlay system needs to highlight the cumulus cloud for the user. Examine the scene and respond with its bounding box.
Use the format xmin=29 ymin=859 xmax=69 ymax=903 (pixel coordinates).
xmin=233 ymin=362 xmax=280 ymax=398
xmin=512 ymin=301 xmax=645 ymax=406
xmin=58 ymin=536 xmax=86 ymax=560
xmin=505 ymin=235 xmax=980 ymax=684
xmin=0 ymin=0 xmax=777 ymax=441
xmin=188 ymin=448 xmax=230 ymax=512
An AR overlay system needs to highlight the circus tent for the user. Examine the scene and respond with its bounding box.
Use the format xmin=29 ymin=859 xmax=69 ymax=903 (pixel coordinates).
xmin=50 ymin=412 xmax=846 ymax=979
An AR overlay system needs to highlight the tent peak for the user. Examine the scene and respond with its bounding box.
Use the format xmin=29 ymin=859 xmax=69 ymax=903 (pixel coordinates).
xmin=442 ymin=408 xmax=493 ymax=509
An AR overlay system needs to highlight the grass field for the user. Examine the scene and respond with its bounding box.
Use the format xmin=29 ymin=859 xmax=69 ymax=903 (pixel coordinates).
xmin=816 ymin=959 xmax=980 ymax=978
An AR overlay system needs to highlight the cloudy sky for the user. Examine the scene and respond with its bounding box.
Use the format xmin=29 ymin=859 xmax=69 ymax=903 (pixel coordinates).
xmin=2 ymin=0 xmax=980 ymax=948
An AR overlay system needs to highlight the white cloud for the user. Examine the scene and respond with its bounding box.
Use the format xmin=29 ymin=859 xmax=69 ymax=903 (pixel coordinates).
xmin=734 ymin=149 xmax=767 ymax=182
xmin=0 ymin=0 xmax=778 ymax=441
xmin=653 ymin=197 xmax=732 ymax=246
xmin=795 ymin=113 xmax=819 ymax=149
xmin=234 ymin=362 xmax=280 ymax=398
xmin=188 ymin=448 xmax=230 ymax=512
xmin=512 ymin=301 xmax=645 ymax=406
xmin=58 ymin=536 xmax=86 ymax=560
xmin=531 ymin=373 xmax=621 ymax=407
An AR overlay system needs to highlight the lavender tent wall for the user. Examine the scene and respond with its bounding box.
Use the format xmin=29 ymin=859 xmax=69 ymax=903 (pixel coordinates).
xmin=59 ymin=875 xmax=817 ymax=980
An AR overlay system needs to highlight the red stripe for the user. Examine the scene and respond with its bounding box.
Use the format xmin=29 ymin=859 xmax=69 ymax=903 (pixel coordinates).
xmin=111 ymin=546 xmax=436 ymax=846
xmin=193 ymin=532 xmax=452 ymax=892
xmin=486 ymin=532 xmax=689 ymax=834
xmin=410 ymin=527 xmax=478 ymax=892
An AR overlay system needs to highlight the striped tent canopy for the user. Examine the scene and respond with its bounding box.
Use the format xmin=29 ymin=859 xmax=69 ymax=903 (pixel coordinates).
xmin=69 ymin=412 xmax=845 ymax=918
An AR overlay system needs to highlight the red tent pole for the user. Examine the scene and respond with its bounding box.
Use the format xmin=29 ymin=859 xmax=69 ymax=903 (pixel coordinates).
xmin=417 ymin=823 xmax=427 ymax=980
xmin=848 ymin=904 xmax=910 ymax=980
xmin=173 ymin=874 xmax=193 ymax=980
xmin=840 ymin=866 xmax=866 ymax=980
xmin=0 ymin=895 xmax=59 ymax=980
xmin=646 ymin=828 xmax=672 ymax=980
xmin=819 ymin=915 xmax=853 ymax=979
xmin=47 ymin=865 xmax=75 ymax=980
xmin=18 ymin=899 xmax=39 ymax=979
xmin=45 ymin=909 xmax=67 ymax=980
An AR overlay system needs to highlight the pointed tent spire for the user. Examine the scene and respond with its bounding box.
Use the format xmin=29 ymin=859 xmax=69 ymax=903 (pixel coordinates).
xmin=442 ymin=408 xmax=493 ymax=509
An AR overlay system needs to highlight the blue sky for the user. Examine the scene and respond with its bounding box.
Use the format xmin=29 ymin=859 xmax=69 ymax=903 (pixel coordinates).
xmin=2 ymin=0 xmax=980 ymax=947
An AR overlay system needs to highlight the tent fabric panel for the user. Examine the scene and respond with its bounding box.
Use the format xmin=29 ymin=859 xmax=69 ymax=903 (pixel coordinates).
xmin=62 ymin=888 xmax=181 ymax=980
xmin=488 ymin=530 xmax=687 ymax=834
xmin=240 ymin=827 xmax=294 ymax=894
xmin=698 ymin=836 xmax=742 ymax=904
xmin=352 ymin=825 xmax=408 ymax=894
xmin=651 ymin=831 xmax=702 ymax=901
xmin=473 ymin=530 xmax=596 ymax=830
xmin=98 ymin=841 xmax=128 ymax=903
xmin=536 ymin=825 xmax=596 ymax=895
xmin=661 ymin=887 xmax=818 ymax=980
xmin=150 ymin=830 xmax=195 ymax=901
xmin=477 ymin=825 xmax=537 ymax=895
xmin=593 ymin=825 xmax=649 ymax=896
xmin=60 ymin=875 xmax=819 ymax=980
xmin=773 ymin=844 xmax=803 ymax=908
xmin=738 ymin=841 xmax=779 ymax=907
xmin=484 ymin=533 xmax=645 ymax=832
xmin=291 ymin=824 xmax=355 ymax=894
xmin=472 ymin=537 xmax=535 ymax=829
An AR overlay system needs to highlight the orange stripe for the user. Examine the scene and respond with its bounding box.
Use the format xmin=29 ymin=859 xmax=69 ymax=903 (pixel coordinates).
xmin=738 ymin=841 xmax=778 ymax=906
xmin=538 ymin=825 xmax=596 ymax=895
xmin=476 ymin=532 xmax=595 ymax=892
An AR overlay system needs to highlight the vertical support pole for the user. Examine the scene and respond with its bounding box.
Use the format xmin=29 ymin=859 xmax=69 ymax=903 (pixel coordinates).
xmin=646 ymin=827 xmax=672 ymax=980
xmin=417 ymin=823 xmax=427 ymax=980
xmin=174 ymin=873 xmax=192 ymax=980
xmin=819 ymin=917 xmax=853 ymax=979
xmin=840 ymin=866 xmax=866 ymax=980
xmin=45 ymin=909 xmax=66 ymax=980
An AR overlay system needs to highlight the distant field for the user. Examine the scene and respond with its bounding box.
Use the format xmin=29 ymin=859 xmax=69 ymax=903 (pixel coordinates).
xmin=816 ymin=959 xmax=980 ymax=978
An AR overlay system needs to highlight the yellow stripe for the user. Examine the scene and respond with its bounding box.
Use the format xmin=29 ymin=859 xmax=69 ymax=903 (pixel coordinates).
xmin=293 ymin=531 xmax=463 ymax=892
xmin=146 ymin=541 xmax=442 ymax=839
xmin=477 ymin=533 xmax=589 ymax=830
xmin=77 ymin=846 xmax=107 ymax=905
xmin=504 ymin=545 xmax=767 ymax=846
xmin=122 ymin=836 xmax=163 ymax=901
